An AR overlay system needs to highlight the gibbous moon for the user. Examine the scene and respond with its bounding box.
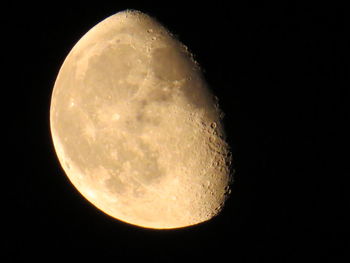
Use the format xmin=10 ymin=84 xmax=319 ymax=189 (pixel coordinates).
xmin=50 ymin=10 xmax=233 ymax=229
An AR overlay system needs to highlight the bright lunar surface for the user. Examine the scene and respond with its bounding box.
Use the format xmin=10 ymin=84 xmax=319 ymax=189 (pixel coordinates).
xmin=50 ymin=10 xmax=233 ymax=229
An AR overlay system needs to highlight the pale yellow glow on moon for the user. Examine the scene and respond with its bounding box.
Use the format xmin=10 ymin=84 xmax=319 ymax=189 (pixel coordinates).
xmin=50 ymin=10 xmax=233 ymax=229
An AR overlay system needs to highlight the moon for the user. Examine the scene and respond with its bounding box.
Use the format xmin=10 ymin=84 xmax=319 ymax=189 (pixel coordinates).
xmin=50 ymin=10 xmax=233 ymax=229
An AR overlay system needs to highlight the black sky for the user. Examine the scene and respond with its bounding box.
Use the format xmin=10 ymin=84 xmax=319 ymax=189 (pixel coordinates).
xmin=5 ymin=1 xmax=349 ymax=262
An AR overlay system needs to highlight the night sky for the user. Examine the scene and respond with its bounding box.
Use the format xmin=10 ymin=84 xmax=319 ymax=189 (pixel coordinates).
xmin=6 ymin=2 xmax=349 ymax=262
